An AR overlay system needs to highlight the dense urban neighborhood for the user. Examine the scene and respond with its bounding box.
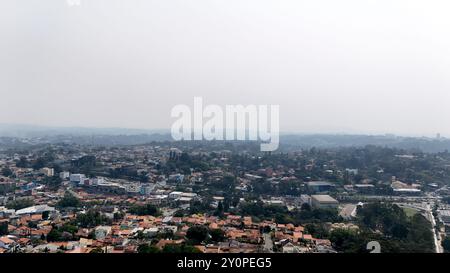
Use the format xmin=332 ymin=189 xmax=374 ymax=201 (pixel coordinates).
xmin=1 ymin=136 xmax=450 ymax=253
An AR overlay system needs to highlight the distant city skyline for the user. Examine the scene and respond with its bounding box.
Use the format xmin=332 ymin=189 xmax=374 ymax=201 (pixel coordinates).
xmin=1 ymin=0 xmax=450 ymax=137
xmin=0 ymin=122 xmax=446 ymax=139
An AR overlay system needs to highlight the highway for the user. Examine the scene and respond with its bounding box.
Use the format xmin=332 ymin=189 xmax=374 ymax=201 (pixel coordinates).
xmin=397 ymin=202 xmax=443 ymax=253
xmin=263 ymin=233 xmax=274 ymax=253
xmin=425 ymin=203 xmax=443 ymax=253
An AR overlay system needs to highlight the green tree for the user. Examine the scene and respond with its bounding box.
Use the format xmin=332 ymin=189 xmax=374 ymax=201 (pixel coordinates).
xmin=42 ymin=211 xmax=50 ymax=220
xmin=186 ymin=225 xmax=209 ymax=244
xmin=129 ymin=203 xmax=160 ymax=216
xmin=6 ymin=198 xmax=34 ymax=210
xmin=16 ymin=157 xmax=29 ymax=168
xmin=209 ymin=229 xmax=225 ymax=242
xmin=43 ymin=176 xmax=63 ymax=191
xmin=76 ymin=210 xmax=112 ymax=228
xmin=46 ymin=228 xmax=63 ymax=242
xmin=137 ymin=244 xmax=161 ymax=253
xmin=214 ymin=201 xmax=224 ymax=217
xmin=1 ymin=167 xmax=13 ymax=177
xmin=162 ymin=244 xmax=201 ymax=253
xmin=0 ymin=221 xmax=8 ymax=236
xmin=57 ymin=191 xmax=81 ymax=208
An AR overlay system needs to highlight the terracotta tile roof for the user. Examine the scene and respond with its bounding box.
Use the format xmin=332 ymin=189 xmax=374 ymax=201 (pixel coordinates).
xmin=17 ymin=238 xmax=30 ymax=245
xmin=31 ymin=214 xmax=42 ymax=221
xmin=0 ymin=236 xmax=14 ymax=245
xmin=67 ymin=247 xmax=92 ymax=254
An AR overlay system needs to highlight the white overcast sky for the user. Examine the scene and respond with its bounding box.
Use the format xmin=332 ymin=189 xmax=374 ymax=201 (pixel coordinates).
xmin=1 ymin=0 xmax=449 ymax=136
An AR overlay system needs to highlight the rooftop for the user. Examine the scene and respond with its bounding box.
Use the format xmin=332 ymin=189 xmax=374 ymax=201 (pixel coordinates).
xmin=306 ymin=181 xmax=335 ymax=186
xmin=311 ymin=195 xmax=338 ymax=203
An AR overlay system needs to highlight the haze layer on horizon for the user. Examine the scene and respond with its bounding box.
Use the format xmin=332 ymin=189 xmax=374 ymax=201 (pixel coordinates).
xmin=1 ymin=0 xmax=449 ymax=137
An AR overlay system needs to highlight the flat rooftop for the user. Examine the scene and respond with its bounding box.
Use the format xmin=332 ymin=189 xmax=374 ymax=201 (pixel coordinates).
xmin=311 ymin=195 xmax=338 ymax=203
xmin=306 ymin=181 xmax=335 ymax=186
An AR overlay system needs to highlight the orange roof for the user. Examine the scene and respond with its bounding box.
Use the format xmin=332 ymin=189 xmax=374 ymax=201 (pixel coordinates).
xmin=67 ymin=247 xmax=92 ymax=254
xmin=17 ymin=238 xmax=30 ymax=245
xmin=31 ymin=229 xmax=50 ymax=236
xmin=0 ymin=236 xmax=14 ymax=245
xmin=31 ymin=214 xmax=42 ymax=221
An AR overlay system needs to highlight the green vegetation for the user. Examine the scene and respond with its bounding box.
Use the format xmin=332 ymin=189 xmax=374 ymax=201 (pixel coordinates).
xmin=330 ymin=203 xmax=434 ymax=253
xmin=305 ymin=223 xmax=330 ymax=239
xmin=0 ymin=221 xmax=8 ymax=235
xmin=46 ymin=223 xmax=79 ymax=242
xmin=403 ymin=207 xmax=419 ymax=218
xmin=239 ymin=201 xmax=341 ymax=224
xmin=162 ymin=244 xmax=202 ymax=253
xmin=71 ymin=155 xmax=97 ymax=175
xmin=15 ymin=156 xmax=29 ymax=168
xmin=57 ymin=191 xmax=81 ymax=208
xmin=209 ymin=228 xmax=226 ymax=242
xmin=75 ymin=210 xmax=112 ymax=228
xmin=129 ymin=203 xmax=160 ymax=216
xmin=0 ymin=182 xmax=15 ymax=195
xmin=42 ymin=176 xmax=63 ymax=191
xmin=137 ymin=243 xmax=202 ymax=253
xmin=186 ymin=225 xmax=209 ymax=244
xmin=137 ymin=244 xmax=161 ymax=253
xmin=6 ymin=198 xmax=34 ymax=210
xmin=1 ymin=167 xmax=13 ymax=177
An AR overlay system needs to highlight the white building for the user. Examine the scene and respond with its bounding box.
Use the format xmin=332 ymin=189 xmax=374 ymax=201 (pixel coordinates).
xmin=15 ymin=205 xmax=55 ymax=215
xmin=90 ymin=177 xmax=105 ymax=186
xmin=345 ymin=169 xmax=359 ymax=175
xmin=311 ymin=195 xmax=339 ymax=209
xmin=41 ymin=168 xmax=54 ymax=177
xmin=169 ymin=191 xmax=183 ymax=199
xmin=181 ymin=192 xmax=197 ymax=198
xmin=59 ymin=171 xmax=70 ymax=180
xmin=70 ymin=174 xmax=86 ymax=184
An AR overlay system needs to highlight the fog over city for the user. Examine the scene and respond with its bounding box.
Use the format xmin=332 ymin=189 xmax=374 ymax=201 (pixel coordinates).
xmin=1 ymin=0 xmax=450 ymax=137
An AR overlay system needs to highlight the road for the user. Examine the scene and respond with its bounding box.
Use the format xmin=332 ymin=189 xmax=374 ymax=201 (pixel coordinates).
xmin=339 ymin=204 xmax=357 ymax=219
xmin=425 ymin=203 xmax=443 ymax=253
xmin=398 ymin=202 xmax=443 ymax=253
xmin=263 ymin=233 xmax=274 ymax=253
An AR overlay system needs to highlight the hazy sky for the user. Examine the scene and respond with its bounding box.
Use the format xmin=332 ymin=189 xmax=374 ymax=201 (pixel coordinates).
xmin=1 ymin=0 xmax=450 ymax=136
